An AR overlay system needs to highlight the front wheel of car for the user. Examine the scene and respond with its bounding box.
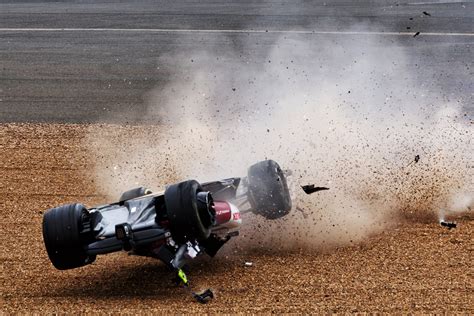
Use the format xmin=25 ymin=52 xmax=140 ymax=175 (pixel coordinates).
xmin=42 ymin=203 xmax=96 ymax=270
xmin=247 ymin=160 xmax=292 ymax=219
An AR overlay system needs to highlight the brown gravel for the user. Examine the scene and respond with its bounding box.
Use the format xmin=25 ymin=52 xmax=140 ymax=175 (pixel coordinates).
xmin=1 ymin=123 xmax=473 ymax=313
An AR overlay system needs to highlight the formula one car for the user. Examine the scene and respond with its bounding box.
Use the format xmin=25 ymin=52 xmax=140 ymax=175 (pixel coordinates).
xmin=42 ymin=160 xmax=291 ymax=279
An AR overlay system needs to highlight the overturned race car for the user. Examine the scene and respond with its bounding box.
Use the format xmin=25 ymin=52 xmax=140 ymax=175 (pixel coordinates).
xmin=42 ymin=160 xmax=292 ymax=302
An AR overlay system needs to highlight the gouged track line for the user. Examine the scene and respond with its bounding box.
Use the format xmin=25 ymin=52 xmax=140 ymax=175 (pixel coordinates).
xmin=0 ymin=28 xmax=473 ymax=36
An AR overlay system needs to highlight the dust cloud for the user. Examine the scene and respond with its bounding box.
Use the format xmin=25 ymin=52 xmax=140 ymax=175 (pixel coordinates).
xmin=85 ymin=32 xmax=473 ymax=251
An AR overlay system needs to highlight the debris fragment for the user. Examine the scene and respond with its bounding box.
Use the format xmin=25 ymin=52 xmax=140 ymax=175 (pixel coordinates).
xmin=301 ymin=184 xmax=329 ymax=195
xmin=244 ymin=262 xmax=253 ymax=267
xmin=413 ymin=32 xmax=420 ymax=37
xmin=440 ymin=220 xmax=457 ymax=229
xmin=177 ymin=268 xmax=214 ymax=304
xmin=296 ymin=206 xmax=308 ymax=219
xmin=423 ymin=11 xmax=431 ymax=16
xmin=192 ymin=289 xmax=214 ymax=304
xmin=407 ymin=154 xmax=420 ymax=167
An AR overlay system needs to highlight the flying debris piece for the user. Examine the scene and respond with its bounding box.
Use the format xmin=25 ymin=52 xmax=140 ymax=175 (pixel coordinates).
xmin=413 ymin=32 xmax=420 ymax=37
xmin=407 ymin=154 xmax=421 ymax=167
xmin=423 ymin=11 xmax=431 ymax=16
xmin=301 ymin=184 xmax=329 ymax=195
xmin=244 ymin=261 xmax=253 ymax=267
xmin=440 ymin=220 xmax=457 ymax=229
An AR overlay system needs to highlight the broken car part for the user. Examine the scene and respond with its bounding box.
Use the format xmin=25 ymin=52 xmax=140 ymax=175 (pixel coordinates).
xmin=440 ymin=220 xmax=457 ymax=229
xmin=301 ymin=184 xmax=330 ymax=195
xmin=176 ymin=268 xmax=214 ymax=304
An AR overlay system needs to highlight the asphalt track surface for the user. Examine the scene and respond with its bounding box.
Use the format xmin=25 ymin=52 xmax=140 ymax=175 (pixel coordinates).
xmin=0 ymin=0 xmax=473 ymax=123
xmin=1 ymin=1 xmax=473 ymax=313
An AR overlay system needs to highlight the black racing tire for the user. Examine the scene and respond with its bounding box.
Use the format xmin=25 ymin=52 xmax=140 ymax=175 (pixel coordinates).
xmin=165 ymin=180 xmax=215 ymax=244
xmin=247 ymin=160 xmax=292 ymax=219
xmin=119 ymin=186 xmax=152 ymax=202
xmin=42 ymin=203 xmax=96 ymax=270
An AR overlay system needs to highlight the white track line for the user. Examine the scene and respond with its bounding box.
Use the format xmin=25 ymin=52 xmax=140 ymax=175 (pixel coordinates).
xmin=407 ymin=0 xmax=466 ymax=4
xmin=0 ymin=28 xmax=472 ymax=36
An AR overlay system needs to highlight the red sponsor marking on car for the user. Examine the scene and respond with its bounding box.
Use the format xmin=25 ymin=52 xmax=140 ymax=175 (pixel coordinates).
xmin=214 ymin=201 xmax=232 ymax=224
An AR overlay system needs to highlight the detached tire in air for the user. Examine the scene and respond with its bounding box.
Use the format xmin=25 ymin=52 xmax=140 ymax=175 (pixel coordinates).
xmin=165 ymin=180 xmax=215 ymax=243
xmin=42 ymin=203 xmax=96 ymax=270
xmin=247 ymin=160 xmax=292 ymax=219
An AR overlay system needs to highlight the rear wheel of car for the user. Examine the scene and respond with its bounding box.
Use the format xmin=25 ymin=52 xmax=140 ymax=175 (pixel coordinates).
xmin=247 ymin=160 xmax=292 ymax=219
xmin=119 ymin=186 xmax=152 ymax=202
xmin=165 ymin=180 xmax=215 ymax=243
xmin=42 ymin=203 xmax=96 ymax=270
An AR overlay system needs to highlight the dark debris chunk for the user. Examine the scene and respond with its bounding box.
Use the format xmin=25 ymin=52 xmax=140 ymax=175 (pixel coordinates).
xmin=440 ymin=221 xmax=457 ymax=229
xmin=301 ymin=184 xmax=329 ymax=195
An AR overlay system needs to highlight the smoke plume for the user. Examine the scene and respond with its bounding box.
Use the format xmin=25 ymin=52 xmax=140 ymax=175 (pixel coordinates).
xmin=85 ymin=32 xmax=473 ymax=251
